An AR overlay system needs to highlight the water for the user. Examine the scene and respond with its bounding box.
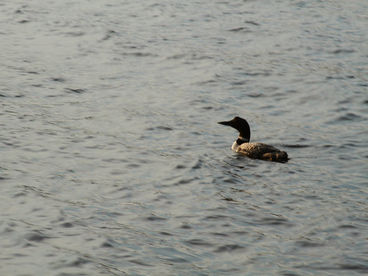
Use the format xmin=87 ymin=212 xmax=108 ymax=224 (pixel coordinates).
xmin=1 ymin=0 xmax=368 ymax=275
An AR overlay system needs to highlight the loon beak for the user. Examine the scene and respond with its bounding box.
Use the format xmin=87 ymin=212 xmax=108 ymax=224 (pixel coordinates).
xmin=218 ymin=120 xmax=232 ymax=126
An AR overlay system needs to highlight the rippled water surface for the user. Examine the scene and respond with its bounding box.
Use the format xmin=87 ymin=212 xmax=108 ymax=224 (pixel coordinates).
xmin=1 ymin=0 xmax=368 ymax=275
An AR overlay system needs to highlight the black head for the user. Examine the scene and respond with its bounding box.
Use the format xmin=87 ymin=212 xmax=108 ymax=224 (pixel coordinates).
xmin=218 ymin=116 xmax=251 ymax=142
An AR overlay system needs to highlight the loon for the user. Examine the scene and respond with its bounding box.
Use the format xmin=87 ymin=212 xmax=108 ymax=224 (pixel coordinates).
xmin=218 ymin=116 xmax=288 ymax=162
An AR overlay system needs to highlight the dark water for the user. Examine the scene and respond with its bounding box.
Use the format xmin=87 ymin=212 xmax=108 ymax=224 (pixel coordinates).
xmin=1 ymin=0 xmax=368 ymax=275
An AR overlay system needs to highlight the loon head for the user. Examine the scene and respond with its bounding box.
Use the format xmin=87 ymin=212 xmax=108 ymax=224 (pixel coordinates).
xmin=218 ymin=116 xmax=251 ymax=143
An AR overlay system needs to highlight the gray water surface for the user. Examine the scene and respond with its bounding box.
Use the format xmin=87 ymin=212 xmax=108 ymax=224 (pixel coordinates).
xmin=1 ymin=0 xmax=368 ymax=275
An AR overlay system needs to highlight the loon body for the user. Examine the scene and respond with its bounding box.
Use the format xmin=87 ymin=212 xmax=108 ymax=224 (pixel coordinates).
xmin=218 ymin=116 xmax=288 ymax=162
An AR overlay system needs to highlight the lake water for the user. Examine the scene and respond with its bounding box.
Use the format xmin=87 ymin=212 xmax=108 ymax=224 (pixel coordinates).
xmin=1 ymin=0 xmax=368 ymax=275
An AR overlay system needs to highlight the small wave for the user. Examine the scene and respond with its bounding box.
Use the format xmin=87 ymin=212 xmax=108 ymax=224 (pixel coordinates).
xmin=185 ymin=239 xmax=213 ymax=247
xmin=204 ymin=215 xmax=229 ymax=221
xmin=68 ymin=257 xmax=91 ymax=267
xmin=180 ymin=224 xmax=192 ymax=229
xmin=24 ymin=231 xmax=50 ymax=243
xmin=159 ymin=231 xmax=172 ymax=236
xmin=337 ymin=113 xmax=363 ymax=121
xmin=163 ymin=257 xmax=189 ymax=263
xmin=122 ymin=52 xmax=157 ymax=57
xmin=189 ymin=54 xmax=213 ymax=60
xmin=231 ymin=80 xmax=247 ymax=86
xmin=156 ymin=126 xmax=173 ymax=131
xmin=65 ymin=88 xmax=87 ymax=94
xmin=145 ymin=215 xmax=167 ymax=221
xmin=129 ymin=259 xmax=152 ymax=266
xmin=283 ymin=144 xmax=311 ymax=148
xmin=326 ymin=75 xmax=355 ymax=80
xmin=201 ymin=106 xmax=213 ymax=110
xmin=101 ymin=30 xmax=117 ymax=41
xmin=0 ymin=176 xmax=11 ymax=182
xmin=256 ymin=216 xmax=292 ymax=226
xmin=330 ymin=49 xmax=355 ymax=54
xmin=146 ymin=126 xmax=173 ymax=131
xmin=175 ymin=164 xmax=186 ymax=169
xmin=18 ymin=20 xmax=30 ymax=24
xmin=191 ymin=160 xmax=202 ymax=170
xmin=247 ymin=93 xmax=263 ymax=98
xmin=60 ymin=222 xmax=73 ymax=228
xmin=242 ymin=71 xmax=271 ymax=77
xmin=338 ymin=224 xmax=357 ymax=229
xmin=101 ymin=241 xmax=114 ymax=248
xmin=340 ymin=143 xmax=359 ymax=149
xmin=214 ymin=244 xmax=245 ymax=253
xmin=339 ymin=263 xmax=368 ymax=272
xmin=166 ymin=53 xmax=186 ymax=60
xmin=295 ymin=240 xmax=324 ymax=248
xmin=51 ymin=77 xmax=66 ymax=83
xmin=295 ymin=262 xmax=368 ymax=273
xmin=228 ymin=27 xmax=250 ymax=33
xmin=210 ymin=232 xmax=229 ymax=237
xmin=279 ymin=270 xmax=301 ymax=276
xmin=174 ymin=178 xmax=196 ymax=185
xmin=64 ymin=31 xmax=85 ymax=37
xmin=245 ymin=20 xmax=260 ymax=26
xmin=126 ymin=163 xmax=140 ymax=169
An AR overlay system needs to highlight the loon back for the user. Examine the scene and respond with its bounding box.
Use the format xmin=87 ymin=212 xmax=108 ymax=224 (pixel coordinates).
xmin=233 ymin=142 xmax=288 ymax=162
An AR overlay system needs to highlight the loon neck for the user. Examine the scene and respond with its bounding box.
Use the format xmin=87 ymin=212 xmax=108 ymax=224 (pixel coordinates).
xmin=237 ymin=125 xmax=250 ymax=142
xmin=236 ymin=137 xmax=249 ymax=145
